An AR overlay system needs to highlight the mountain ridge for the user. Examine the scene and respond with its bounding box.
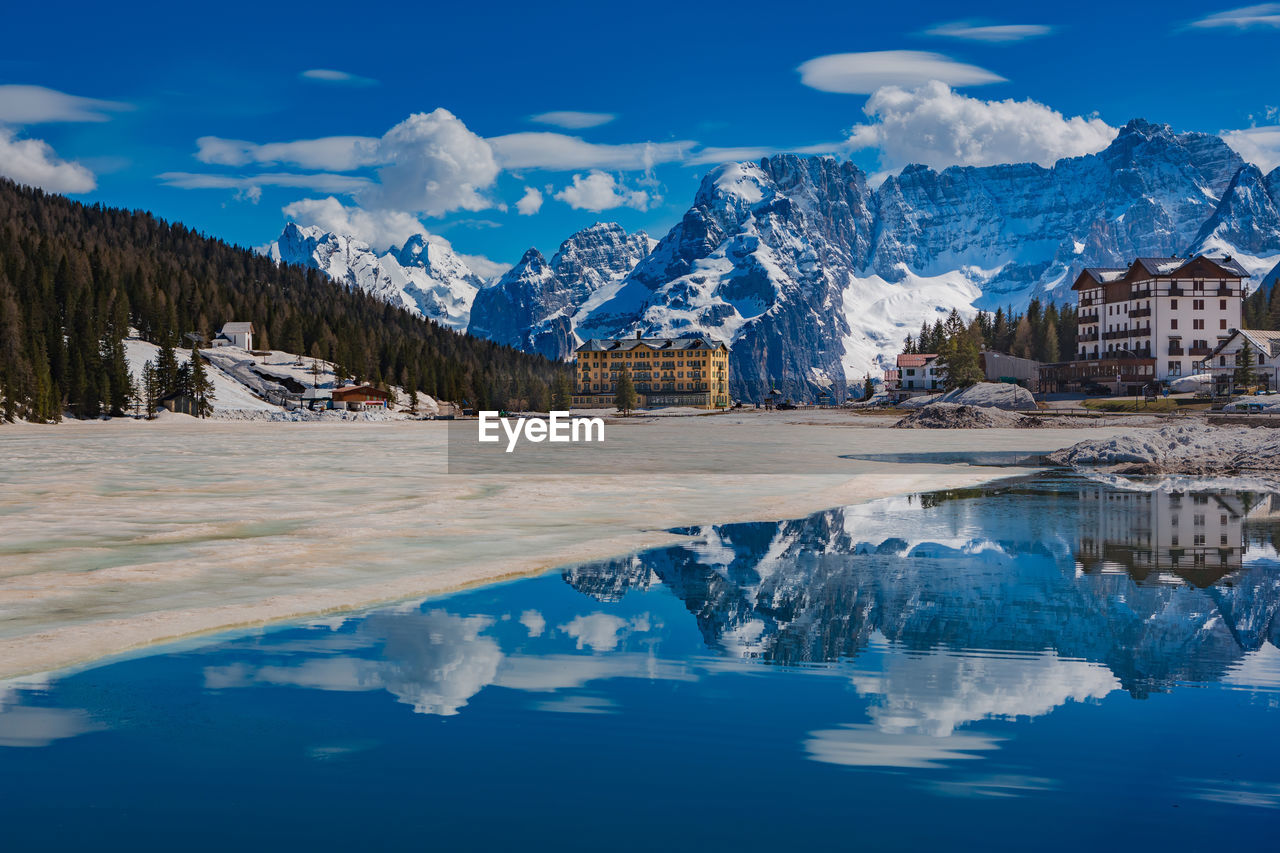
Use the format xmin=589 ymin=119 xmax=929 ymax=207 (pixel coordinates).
xmin=264 ymin=118 xmax=1280 ymax=402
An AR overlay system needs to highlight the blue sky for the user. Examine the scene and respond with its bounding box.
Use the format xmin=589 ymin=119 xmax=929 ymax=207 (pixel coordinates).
xmin=3 ymin=0 xmax=1279 ymax=272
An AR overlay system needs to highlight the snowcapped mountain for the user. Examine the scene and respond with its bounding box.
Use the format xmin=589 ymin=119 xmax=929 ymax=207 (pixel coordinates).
xmin=569 ymin=119 xmax=1280 ymax=401
xmin=467 ymin=223 xmax=654 ymax=360
xmin=261 ymin=119 xmax=1280 ymax=402
xmin=263 ymin=223 xmax=484 ymax=332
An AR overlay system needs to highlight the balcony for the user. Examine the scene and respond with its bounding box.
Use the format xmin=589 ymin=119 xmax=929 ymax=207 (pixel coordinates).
xmin=1189 ymin=346 xmax=1212 ymax=356
xmin=1079 ymin=312 xmax=1099 ymax=324
xmin=1169 ymin=345 xmax=1185 ymax=356
xmin=1130 ymin=308 xmax=1151 ymax=318
xmin=1168 ymin=287 xmax=1185 ymax=296
xmin=1103 ymin=329 xmax=1141 ymax=340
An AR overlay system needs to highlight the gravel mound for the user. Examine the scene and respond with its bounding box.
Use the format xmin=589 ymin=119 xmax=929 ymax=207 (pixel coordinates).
xmin=895 ymin=403 xmax=1044 ymax=429
xmin=1047 ymin=424 xmax=1280 ymax=475
xmin=897 ymin=383 xmax=1036 ymax=411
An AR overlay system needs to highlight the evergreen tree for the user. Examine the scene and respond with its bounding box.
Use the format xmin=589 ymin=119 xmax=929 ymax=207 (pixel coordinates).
xmin=862 ymin=374 xmax=875 ymax=401
xmin=1042 ymin=323 xmax=1060 ymax=365
xmin=937 ymin=332 xmax=983 ymax=390
xmin=1234 ymin=339 xmax=1258 ymax=390
xmin=551 ymin=371 xmax=573 ymax=410
xmin=992 ymin=308 xmax=1009 ymax=353
xmin=1012 ymin=315 xmax=1034 ymax=359
xmin=614 ymin=367 xmax=637 ymax=414
xmin=156 ymin=334 xmax=180 ymax=398
xmin=188 ymin=345 xmax=215 ymax=417
xmin=141 ymin=360 xmax=160 ymax=419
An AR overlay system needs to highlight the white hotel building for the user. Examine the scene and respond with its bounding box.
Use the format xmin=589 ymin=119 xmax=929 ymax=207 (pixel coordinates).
xmin=1042 ymin=255 xmax=1250 ymax=393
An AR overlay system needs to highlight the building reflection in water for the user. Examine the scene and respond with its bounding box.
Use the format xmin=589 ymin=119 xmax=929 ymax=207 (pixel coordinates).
xmin=1074 ymin=486 xmax=1278 ymax=587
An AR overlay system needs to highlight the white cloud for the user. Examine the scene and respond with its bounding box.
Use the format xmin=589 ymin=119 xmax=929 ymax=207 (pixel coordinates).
xmin=0 ymin=84 xmax=131 ymax=124
xmin=1222 ymin=124 xmax=1280 ymax=173
xmin=804 ymin=724 xmax=1003 ymax=769
xmin=281 ymin=196 xmax=433 ymax=249
xmin=797 ymin=50 xmax=1005 ymax=94
xmin=195 ymin=135 xmax=380 ymax=171
xmin=1191 ymin=4 xmax=1280 ymax=29
xmin=515 ymin=186 xmax=544 ymax=215
xmin=560 ymin=613 xmax=629 ymax=652
xmin=0 ymin=127 xmax=97 ymax=193
xmin=457 ymin=252 xmax=510 ymax=279
xmin=530 ymin=111 xmax=616 ymax=129
xmin=924 ymin=21 xmax=1054 ymax=42
xmin=300 ymin=69 xmax=378 ymax=86
xmin=686 ymin=145 xmax=780 ymax=166
xmin=159 ymin=171 xmax=371 ymax=194
xmin=0 ymin=706 xmax=100 ymax=748
xmin=184 ymin=109 xmax=499 ymax=218
xmin=685 ymin=142 xmax=847 ymax=166
xmin=519 ymin=610 xmax=546 ymax=636
xmin=489 ymin=132 xmax=694 ymax=171
xmin=361 ymin=109 xmax=500 ymax=216
xmin=848 ymin=81 xmax=1118 ymax=170
xmin=554 ymin=171 xmax=651 ymax=211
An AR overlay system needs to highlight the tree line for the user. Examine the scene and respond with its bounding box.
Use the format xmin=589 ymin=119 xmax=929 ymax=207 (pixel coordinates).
xmin=902 ymin=299 xmax=1078 ymax=364
xmin=1243 ymin=280 xmax=1280 ymax=331
xmin=0 ymin=179 xmax=569 ymax=422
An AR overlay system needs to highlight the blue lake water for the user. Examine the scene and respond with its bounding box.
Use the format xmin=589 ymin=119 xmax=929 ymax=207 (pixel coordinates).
xmin=3 ymin=472 xmax=1280 ymax=850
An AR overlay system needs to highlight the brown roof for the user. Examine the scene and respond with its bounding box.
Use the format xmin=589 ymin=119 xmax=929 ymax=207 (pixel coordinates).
xmin=332 ymin=384 xmax=392 ymax=399
xmin=1072 ymin=255 xmax=1249 ymax=290
xmin=896 ymin=353 xmax=937 ymax=368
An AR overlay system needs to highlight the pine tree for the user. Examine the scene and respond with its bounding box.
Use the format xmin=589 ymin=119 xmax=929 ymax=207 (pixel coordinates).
xmin=862 ymin=374 xmax=875 ymax=401
xmin=156 ymin=334 xmax=179 ymax=398
xmin=1234 ymin=339 xmax=1258 ymax=390
xmin=1042 ymin=323 xmax=1060 ymax=365
xmin=1012 ymin=316 xmax=1034 ymax=359
xmin=188 ymin=345 xmax=215 ymax=417
xmin=141 ymin=360 xmax=159 ymax=419
xmin=614 ymin=367 xmax=637 ymax=414
xmin=937 ymin=332 xmax=983 ymax=390
xmin=551 ymin=371 xmax=572 ymax=410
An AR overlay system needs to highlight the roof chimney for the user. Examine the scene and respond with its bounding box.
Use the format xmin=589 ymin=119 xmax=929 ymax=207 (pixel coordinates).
xmin=635 ymin=330 xmax=642 ymax=340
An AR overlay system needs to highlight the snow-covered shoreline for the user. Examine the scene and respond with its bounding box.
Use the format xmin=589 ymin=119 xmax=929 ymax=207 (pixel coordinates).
xmin=1048 ymin=424 xmax=1280 ymax=482
xmin=0 ymin=414 xmax=1132 ymax=681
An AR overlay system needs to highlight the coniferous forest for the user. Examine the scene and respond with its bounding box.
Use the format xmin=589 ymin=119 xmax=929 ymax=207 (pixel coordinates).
xmin=901 ymin=300 xmax=1080 ymax=363
xmin=0 ymin=179 xmax=568 ymax=421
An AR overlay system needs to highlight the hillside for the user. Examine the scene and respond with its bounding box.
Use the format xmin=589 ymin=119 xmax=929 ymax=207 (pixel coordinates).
xmin=0 ymin=179 xmax=565 ymax=421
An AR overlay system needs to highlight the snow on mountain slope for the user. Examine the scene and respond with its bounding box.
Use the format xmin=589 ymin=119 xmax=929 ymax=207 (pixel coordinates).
xmin=570 ymin=120 xmax=1279 ymax=400
xmin=839 ymin=270 xmax=985 ymax=382
xmin=467 ymin=222 xmax=653 ymax=360
xmin=124 ymin=339 xmax=280 ymax=412
xmin=263 ymin=224 xmax=483 ymax=331
xmin=255 ymin=120 xmax=1280 ymax=401
xmin=1189 ymin=163 xmax=1280 ymax=282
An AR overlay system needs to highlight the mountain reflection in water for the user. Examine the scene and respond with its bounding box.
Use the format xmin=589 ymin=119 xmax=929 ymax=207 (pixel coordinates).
xmin=566 ymin=476 xmax=1280 ymax=697
xmin=3 ymin=474 xmax=1280 ymax=851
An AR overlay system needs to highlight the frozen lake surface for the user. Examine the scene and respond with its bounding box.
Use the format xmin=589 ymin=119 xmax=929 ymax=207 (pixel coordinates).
xmin=2 ymin=472 xmax=1278 ymax=850
xmin=0 ymin=416 xmax=1116 ymax=677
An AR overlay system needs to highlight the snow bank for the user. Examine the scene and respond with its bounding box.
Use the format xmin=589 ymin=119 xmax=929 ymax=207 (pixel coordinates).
xmin=1169 ymin=373 xmax=1212 ymax=394
xmin=1048 ymin=424 xmax=1280 ymax=477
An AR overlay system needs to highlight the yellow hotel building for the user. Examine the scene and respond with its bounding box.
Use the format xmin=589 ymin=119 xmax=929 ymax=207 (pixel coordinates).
xmin=571 ymin=333 xmax=731 ymax=409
